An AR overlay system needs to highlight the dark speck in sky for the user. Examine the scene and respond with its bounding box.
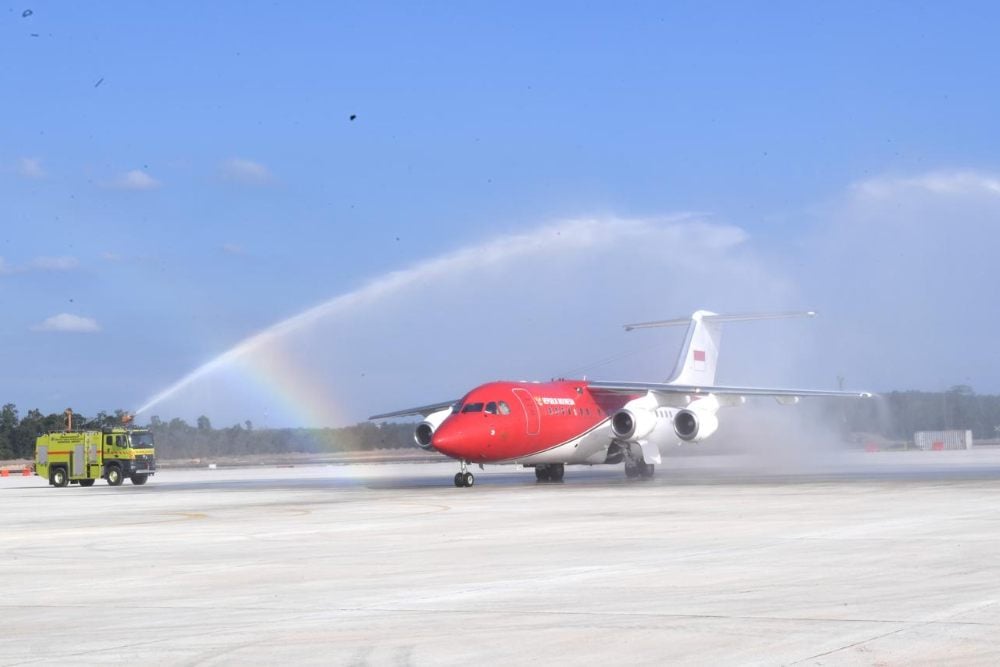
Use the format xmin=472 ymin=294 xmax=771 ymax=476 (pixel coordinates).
xmin=22 ymin=8 xmax=32 ymax=17
xmin=30 ymin=33 xmax=38 ymax=37
xmin=349 ymin=114 xmax=357 ymax=121
xmin=94 ymin=77 xmax=104 ymax=88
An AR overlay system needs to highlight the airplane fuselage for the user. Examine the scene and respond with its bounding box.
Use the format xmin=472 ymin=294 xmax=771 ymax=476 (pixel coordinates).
xmin=431 ymin=380 xmax=637 ymax=464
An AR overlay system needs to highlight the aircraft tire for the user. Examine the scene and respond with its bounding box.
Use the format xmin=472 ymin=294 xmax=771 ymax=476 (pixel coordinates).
xmin=550 ymin=464 xmax=565 ymax=482
xmin=463 ymin=472 xmax=475 ymax=487
xmin=624 ymin=461 xmax=640 ymax=480
xmin=535 ymin=466 xmax=549 ymax=482
xmin=454 ymin=473 xmax=464 ymax=487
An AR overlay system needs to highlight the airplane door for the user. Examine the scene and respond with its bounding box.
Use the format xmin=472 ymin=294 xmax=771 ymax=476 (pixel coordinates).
xmin=512 ymin=388 xmax=540 ymax=436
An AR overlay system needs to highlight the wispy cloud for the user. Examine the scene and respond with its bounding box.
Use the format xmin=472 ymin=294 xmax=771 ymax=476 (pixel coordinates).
xmin=31 ymin=313 xmax=101 ymax=333
xmin=17 ymin=157 xmax=45 ymax=179
xmin=221 ymin=243 xmax=246 ymax=255
xmin=28 ymin=256 xmax=79 ymax=271
xmin=107 ymin=169 xmax=161 ymax=191
xmin=0 ymin=256 xmax=80 ymax=274
xmin=852 ymin=170 xmax=1000 ymax=199
xmin=220 ymin=158 xmax=273 ymax=185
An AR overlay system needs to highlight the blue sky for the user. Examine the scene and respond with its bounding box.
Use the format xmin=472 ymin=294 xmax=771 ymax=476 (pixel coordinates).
xmin=3 ymin=2 xmax=1000 ymax=426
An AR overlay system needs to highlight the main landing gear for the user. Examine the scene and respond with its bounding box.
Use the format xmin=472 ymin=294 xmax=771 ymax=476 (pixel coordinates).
xmin=453 ymin=461 xmax=475 ymax=488
xmin=534 ymin=463 xmax=565 ymax=483
xmin=624 ymin=458 xmax=655 ymax=481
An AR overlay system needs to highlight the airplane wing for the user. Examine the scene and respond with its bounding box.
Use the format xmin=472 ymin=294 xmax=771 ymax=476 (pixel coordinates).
xmin=369 ymin=400 xmax=458 ymax=420
xmin=588 ymin=380 xmax=872 ymax=399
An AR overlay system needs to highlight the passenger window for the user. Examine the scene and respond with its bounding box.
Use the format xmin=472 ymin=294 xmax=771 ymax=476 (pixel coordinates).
xmin=498 ymin=401 xmax=511 ymax=415
xmin=105 ymin=435 xmax=112 ymax=446
xmin=485 ymin=402 xmax=498 ymax=414
xmin=115 ymin=436 xmax=123 ymax=447
xmin=461 ymin=402 xmax=484 ymax=413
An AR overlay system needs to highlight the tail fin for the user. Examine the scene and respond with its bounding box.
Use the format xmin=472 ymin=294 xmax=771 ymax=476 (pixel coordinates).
xmin=623 ymin=310 xmax=817 ymax=386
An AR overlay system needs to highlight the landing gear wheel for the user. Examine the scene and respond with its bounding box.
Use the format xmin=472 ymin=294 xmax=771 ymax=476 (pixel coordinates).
xmin=51 ymin=468 xmax=69 ymax=487
xmin=79 ymin=479 xmax=95 ymax=487
xmin=535 ymin=466 xmax=549 ymax=482
xmin=106 ymin=465 xmax=124 ymax=487
xmin=624 ymin=460 xmax=640 ymax=480
xmin=454 ymin=472 xmax=464 ymax=488
xmin=463 ymin=472 xmax=475 ymax=487
xmin=130 ymin=474 xmax=149 ymax=486
xmin=549 ymin=464 xmax=565 ymax=482
xmin=640 ymin=463 xmax=655 ymax=480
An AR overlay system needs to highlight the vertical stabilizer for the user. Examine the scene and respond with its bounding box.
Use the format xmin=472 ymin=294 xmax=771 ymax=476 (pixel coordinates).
xmin=668 ymin=310 xmax=722 ymax=385
xmin=622 ymin=311 xmax=817 ymax=387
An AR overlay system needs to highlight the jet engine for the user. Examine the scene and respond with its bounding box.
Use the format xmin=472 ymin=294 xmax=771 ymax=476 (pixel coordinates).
xmin=673 ymin=408 xmax=719 ymax=442
xmin=610 ymin=408 xmax=658 ymax=442
xmin=414 ymin=407 xmax=452 ymax=450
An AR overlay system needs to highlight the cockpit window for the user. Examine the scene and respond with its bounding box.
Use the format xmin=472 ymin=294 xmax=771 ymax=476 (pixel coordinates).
xmin=498 ymin=401 xmax=511 ymax=415
xmin=484 ymin=402 xmax=498 ymax=414
xmin=461 ymin=402 xmax=484 ymax=413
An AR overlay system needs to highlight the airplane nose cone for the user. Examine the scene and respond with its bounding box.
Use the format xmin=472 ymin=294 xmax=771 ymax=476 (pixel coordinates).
xmin=431 ymin=422 xmax=464 ymax=458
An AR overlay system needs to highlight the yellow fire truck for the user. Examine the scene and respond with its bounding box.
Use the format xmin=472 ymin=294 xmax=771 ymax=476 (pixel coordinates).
xmin=34 ymin=415 xmax=156 ymax=487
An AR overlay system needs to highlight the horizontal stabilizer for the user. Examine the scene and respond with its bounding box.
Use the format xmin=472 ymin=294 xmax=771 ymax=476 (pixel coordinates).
xmin=623 ymin=311 xmax=816 ymax=331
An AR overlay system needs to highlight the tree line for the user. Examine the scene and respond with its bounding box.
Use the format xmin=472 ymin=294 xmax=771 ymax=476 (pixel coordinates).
xmin=1 ymin=386 xmax=999 ymax=461
xmin=0 ymin=406 xmax=414 ymax=461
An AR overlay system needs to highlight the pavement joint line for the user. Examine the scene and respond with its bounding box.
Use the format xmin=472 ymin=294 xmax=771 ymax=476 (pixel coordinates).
xmin=3 ymin=602 xmax=999 ymax=628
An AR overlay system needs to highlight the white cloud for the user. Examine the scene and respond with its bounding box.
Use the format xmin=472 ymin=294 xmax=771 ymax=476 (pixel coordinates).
xmin=28 ymin=256 xmax=79 ymax=271
xmin=221 ymin=158 xmax=273 ymax=185
xmin=222 ymin=243 xmax=245 ymax=255
xmin=804 ymin=168 xmax=1000 ymax=393
xmin=17 ymin=157 xmax=45 ymax=179
xmin=107 ymin=169 xmax=161 ymax=190
xmin=852 ymin=170 xmax=1000 ymax=199
xmin=0 ymin=256 xmax=79 ymax=274
xmin=32 ymin=314 xmax=101 ymax=333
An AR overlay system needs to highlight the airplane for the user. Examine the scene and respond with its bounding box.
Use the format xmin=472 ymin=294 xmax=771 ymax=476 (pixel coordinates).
xmin=370 ymin=310 xmax=872 ymax=487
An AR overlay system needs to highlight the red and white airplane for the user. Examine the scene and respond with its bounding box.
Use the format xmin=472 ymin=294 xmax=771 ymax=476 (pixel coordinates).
xmin=371 ymin=310 xmax=871 ymax=487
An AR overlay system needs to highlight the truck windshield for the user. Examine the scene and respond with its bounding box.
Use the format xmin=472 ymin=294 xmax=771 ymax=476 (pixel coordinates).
xmin=129 ymin=432 xmax=155 ymax=448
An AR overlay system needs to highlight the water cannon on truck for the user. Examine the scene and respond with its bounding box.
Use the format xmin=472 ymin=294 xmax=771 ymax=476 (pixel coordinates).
xmin=34 ymin=409 xmax=157 ymax=487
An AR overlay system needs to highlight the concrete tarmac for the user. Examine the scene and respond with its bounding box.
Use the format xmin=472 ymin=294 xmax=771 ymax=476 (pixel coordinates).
xmin=3 ymin=451 xmax=1000 ymax=665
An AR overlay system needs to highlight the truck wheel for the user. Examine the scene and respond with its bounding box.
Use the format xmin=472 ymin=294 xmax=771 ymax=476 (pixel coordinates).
xmin=106 ymin=465 xmax=124 ymax=486
xmin=130 ymin=474 xmax=149 ymax=486
xmin=79 ymin=479 xmax=95 ymax=487
xmin=51 ymin=467 xmax=69 ymax=488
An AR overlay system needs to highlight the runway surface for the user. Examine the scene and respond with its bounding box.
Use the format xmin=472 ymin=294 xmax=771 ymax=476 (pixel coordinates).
xmin=3 ymin=451 xmax=1000 ymax=665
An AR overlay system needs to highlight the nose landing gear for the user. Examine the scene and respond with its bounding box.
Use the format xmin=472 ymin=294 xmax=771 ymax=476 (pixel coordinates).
xmin=453 ymin=461 xmax=475 ymax=487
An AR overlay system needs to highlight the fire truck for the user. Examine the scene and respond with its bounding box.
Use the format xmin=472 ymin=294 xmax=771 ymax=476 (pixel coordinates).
xmin=34 ymin=412 xmax=156 ymax=487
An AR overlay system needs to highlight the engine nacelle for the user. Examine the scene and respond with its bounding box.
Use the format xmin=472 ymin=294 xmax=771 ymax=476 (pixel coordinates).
xmin=673 ymin=408 xmax=720 ymax=442
xmin=414 ymin=407 xmax=452 ymax=450
xmin=610 ymin=408 xmax=658 ymax=442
